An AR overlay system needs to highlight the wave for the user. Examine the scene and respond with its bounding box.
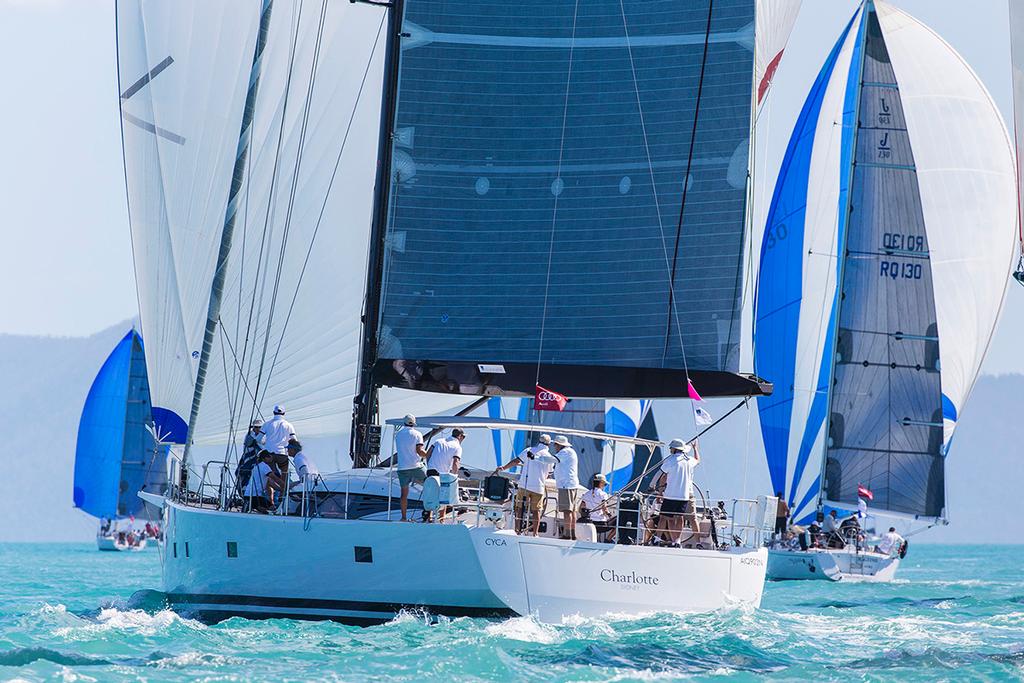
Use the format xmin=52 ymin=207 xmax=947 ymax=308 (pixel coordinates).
xmin=0 ymin=647 xmax=110 ymax=667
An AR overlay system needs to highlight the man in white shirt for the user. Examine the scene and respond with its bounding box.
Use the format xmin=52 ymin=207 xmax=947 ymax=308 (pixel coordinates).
xmin=395 ymin=414 xmax=428 ymax=521
xmin=652 ymin=439 xmax=700 ymax=545
xmin=426 ymin=428 xmax=464 ymax=476
xmin=424 ymin=429 xmax=465 ymax=523
xmin=244 ymin=451 xmax=283 ymax=513
xmin=288 ymin=439 xmax=319 ymax=483
xmin=495 ymin=434 xmax=553 ymax=536
xmin=876 ymin=526 xmax=905 ymax=556
xmin=547 ymin=435 xmax=580 ymax=540
xmin=580 ymin=473 xmax=613 ymax=541
xmin=260 ymin=405 xmax=296 ymax=477
xmin=822 ymin=509 xmax=843 ymax=548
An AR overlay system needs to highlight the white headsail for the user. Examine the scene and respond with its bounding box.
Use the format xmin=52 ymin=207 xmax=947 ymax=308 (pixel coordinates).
xmin=117 ymin=1 xmax=474 ymax=453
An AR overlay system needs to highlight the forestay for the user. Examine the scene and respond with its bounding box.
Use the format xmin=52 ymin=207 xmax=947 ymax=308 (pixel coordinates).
xmin=754 ymin=1 xmax=1016 ymax=521
xmin=373 ymin=0 xmax=762 ymax=399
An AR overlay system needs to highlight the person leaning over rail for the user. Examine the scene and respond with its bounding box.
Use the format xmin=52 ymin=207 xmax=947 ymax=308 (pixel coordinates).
xmin=260 ymin=405 xmax=296 ymax=478
xmin=650 ymin=439 xmax=700 ymax=547
xmin=289 ymin=439 xmax=319 ymax=483
xmin=494 ymin=434 xmax=553 ymax=536
xmin=424 ymin=428 xmax=464 ymax=523
xmin=395 ymin=414 xmax=429 ymax=522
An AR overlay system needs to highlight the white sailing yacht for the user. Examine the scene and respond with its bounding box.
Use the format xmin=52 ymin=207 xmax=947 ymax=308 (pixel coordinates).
xmin=118 ymin=0 xmax=797 ymax=622
xmin=754 ymin=1 xmax=1016 ymax=581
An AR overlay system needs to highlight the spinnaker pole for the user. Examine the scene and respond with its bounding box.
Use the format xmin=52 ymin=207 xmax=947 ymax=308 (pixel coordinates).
xmin=183 ymin=0 xmax=274 ymax=468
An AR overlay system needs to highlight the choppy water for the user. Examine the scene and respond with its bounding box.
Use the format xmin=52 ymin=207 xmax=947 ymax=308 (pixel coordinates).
xmin=1 ymin=543 xmax=1022 ymax=681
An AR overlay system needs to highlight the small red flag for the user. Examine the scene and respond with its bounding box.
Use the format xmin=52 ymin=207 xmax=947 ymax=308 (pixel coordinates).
xmin=857 ymin=484 xmax=873 ymax=501
xmin=534 ymin=384 xmax=568 ymax=412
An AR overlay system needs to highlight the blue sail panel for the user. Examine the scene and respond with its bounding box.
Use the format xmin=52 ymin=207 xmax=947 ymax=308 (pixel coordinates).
xmin=380 ymin=0 xmax=756 ymax=378
xmin=754 ymin=15 xmax=858 ymax=501
xmin=73 ymin=332 xmax=135 ymax=519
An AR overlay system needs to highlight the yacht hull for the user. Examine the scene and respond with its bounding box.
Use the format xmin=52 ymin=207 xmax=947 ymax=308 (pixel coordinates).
xmin=767 ymin=548 xmax=899 ymax=582
xmin=158 ymin=500 xmax=767 ymax=624
xmin=97 ymin=536 xmax=148 ymax=552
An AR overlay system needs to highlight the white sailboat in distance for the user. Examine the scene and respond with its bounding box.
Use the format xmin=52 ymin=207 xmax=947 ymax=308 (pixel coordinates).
xmin=755 ymin=1 xmax=1016 ymax=581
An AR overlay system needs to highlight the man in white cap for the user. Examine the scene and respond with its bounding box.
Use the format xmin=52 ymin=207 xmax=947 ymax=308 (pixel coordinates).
xmin=547 ymin=435 xmax=580 ymax=540
xmin=495 ymin=434 xmax=553 ymax=536
xmin=652 ymin=438 xmax=701 ymax=546
xmin=395 ymin=414 xmax=428 ymax=521
xmin=580 ymin=473 xmax=613 ymax=541
xmin=260 ymin=405 xmax=296 ymax=477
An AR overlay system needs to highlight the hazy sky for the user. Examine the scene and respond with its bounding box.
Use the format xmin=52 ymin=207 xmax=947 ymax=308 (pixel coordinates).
xmin=2 ymin=0 xmax=1022 ymax=376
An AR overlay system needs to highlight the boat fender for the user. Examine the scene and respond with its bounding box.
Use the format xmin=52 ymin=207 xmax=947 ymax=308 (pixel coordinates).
xmin=438 ymin=473 xmax=458 ymax=506
xmin=576 ymin=522 xmax=597 ymax=543
xmin=422 ymin=475 xmax=441 ymax=511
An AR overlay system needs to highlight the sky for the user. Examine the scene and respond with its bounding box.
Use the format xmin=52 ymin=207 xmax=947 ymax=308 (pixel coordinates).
xmin=2 ymin=0 xmax=1021 ymax=375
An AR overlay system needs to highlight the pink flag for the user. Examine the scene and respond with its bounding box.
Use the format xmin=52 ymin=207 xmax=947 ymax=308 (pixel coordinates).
xmin=687 ymin=378 xmax=703 ymax=402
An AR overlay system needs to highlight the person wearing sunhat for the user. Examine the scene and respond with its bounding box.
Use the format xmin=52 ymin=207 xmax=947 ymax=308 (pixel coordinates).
xmin=260 ymin=405 xmax=296 ymax=477
xmin=651 ymin=438 xmax=701 ymax=546
xmin=548 ymin=434 xmax=580 ymax=540
xmin=395 ymin=414 xmax=429 ymax=522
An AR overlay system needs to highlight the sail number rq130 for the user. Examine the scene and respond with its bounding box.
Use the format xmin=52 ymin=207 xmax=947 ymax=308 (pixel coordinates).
xmin=880 ymin=232 xmax=925 ymax=281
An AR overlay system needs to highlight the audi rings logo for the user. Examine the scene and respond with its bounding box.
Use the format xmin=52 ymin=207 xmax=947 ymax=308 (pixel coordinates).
xmin=538 ymin=391 xmax=560 ymax=402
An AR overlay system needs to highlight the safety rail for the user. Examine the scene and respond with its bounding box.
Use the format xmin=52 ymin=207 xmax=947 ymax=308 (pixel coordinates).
xmin=165 ymin=459 xmax=774 ymax=552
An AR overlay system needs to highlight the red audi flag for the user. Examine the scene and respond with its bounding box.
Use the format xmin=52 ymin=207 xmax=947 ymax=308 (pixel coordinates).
xmin=534 ymin=384 xmax=568 ymax=412
xmin=857 ymin=484 xmax=874 ymax=501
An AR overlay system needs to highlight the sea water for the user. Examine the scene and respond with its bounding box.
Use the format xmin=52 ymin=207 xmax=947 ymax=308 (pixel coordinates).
xmin=1 ymin=543 xmax=1022 ymax=682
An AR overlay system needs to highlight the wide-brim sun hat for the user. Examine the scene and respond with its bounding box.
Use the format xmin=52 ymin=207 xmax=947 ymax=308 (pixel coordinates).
xmin=552 ymin=435 xmax=570 ymax=446
xmin=668 ymin=438 xmax=691 ymax=453
xmin=538 ymin=434 xmax=551 ymax=444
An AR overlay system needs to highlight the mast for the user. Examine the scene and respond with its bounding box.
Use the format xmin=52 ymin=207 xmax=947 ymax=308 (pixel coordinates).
xmin=815 ymin=1 xmax=869 ymax=517
xmin=182 ymin=0 xmax=274 ymax=467
xmin=352 ymin=0 xmax=406 ymax=468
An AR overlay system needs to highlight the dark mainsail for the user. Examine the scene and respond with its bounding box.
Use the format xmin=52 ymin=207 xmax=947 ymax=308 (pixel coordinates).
xmin=822 ymin=8 xmax=943 ymax=518
xmin=368 ymin=0 xmax=765 ymax=398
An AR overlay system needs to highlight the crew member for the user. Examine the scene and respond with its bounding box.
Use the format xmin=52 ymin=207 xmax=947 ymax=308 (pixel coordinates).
xmin=775 ymin=492 xmax=790 ymax=537
xmin=876 ymin=526 xmax=905 ymax=556
xmin=823 ymin=509 xmax=843 ymax=548
xmin=652 ymin=439 xmax=700 ymax=546
xmin=244 ymin=450 xmax=284 ymax=513
xmin=495 ymin=434 xmax=553 ymax=536
xmin=548 ymin=435 xmax=580 ymax=540
xmin=580 ymin=473 xmax=614 ymax=541
xmin=395 ymin=414 xmax=428 ymax=522
xmin=235 ymin=418 xmax=263 ymax=495
xmin=425 ymin=428 xmax=465 ymax=523
xmin=260 ymin=405 xmax=296 ymax=478
xmin=289 ymin=439 xmax=319 ymax=484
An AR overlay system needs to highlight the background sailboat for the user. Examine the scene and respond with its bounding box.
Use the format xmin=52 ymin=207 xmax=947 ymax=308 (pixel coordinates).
xmin=73 ymin=330 xmax=166 ymax=550
xmin=754 ymin=1 xmax=1016 ymax=545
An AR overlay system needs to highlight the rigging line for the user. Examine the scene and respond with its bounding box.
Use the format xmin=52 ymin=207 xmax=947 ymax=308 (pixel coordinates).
xmin=245 ymin=0 xmax=307 ymax=421
xmin=260 ymin=12 xmax=387 ymax=395
xmin=216 ymin=316 xmax=266 ymax=419
xmin=253 ymin=0 xmax=329 ymax=412
xmin=662 ymin=0 xmax=714 ymax=369
xmin=533 ymin=0 xmax=581 ymax=394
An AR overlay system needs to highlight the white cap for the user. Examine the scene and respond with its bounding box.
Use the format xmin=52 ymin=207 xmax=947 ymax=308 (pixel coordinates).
xmin=553 ymin=435 xmax=570 ymax=447
xmin=403 ymin=414 xmax=416 ymax=426
xmin=537 ymin=434 xmax=551 ymax=445
xmin=668 ymin=438 xmax=691 ymax=453
xmin=273 ymin=405 xmax=285 ymax=415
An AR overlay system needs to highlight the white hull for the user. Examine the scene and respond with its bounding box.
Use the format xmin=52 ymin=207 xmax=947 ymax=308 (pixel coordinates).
xmin=158 ymin=499 xmax=768 ymax=624
xmin=97 ymin=535 xmax=148 ymax=552
xmin=767 ymin=548 xmax=900 ymax=582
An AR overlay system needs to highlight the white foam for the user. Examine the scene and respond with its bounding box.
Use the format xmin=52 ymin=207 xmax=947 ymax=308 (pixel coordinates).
xmin=53 ymin=608 xmax=203 ymax=639
xmin=152 ymin=652 xmax=242 ymax=669
xmin=484 ymin=616 xmax=560 ymax=644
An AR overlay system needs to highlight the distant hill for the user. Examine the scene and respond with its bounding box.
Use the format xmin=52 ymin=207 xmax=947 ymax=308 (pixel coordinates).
xmin=2 ymin=321 xmax=1021 ymax=543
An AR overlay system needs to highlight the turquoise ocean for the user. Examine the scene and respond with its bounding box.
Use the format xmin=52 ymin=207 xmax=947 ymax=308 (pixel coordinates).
xmin=1 ymin=543 xmax=1022 ymax=681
